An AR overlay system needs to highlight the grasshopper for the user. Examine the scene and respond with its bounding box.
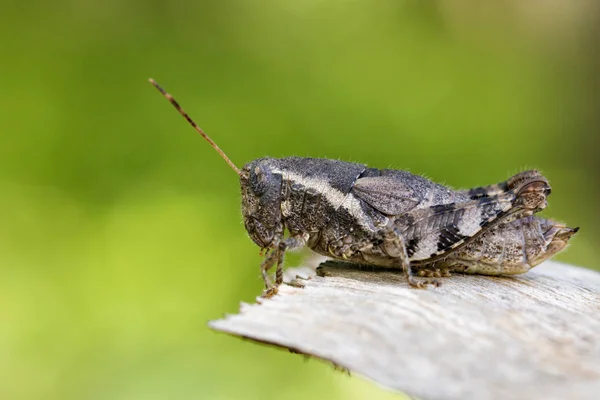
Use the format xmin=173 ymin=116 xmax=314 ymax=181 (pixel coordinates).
xmin=149 ymin=79 xmax=575 ymax=295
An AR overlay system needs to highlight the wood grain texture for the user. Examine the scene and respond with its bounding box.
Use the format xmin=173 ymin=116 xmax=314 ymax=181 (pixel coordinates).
xmin=209 ymin=260 xmax=600 ymax=400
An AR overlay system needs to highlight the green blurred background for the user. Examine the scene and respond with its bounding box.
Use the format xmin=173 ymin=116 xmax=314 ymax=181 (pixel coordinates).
xmin=1 ymin=1 xmax=599 ymax=399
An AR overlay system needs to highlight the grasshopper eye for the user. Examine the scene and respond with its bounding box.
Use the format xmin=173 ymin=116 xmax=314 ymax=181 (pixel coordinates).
xmin=250 ymin=164 xmax=272 ymax=196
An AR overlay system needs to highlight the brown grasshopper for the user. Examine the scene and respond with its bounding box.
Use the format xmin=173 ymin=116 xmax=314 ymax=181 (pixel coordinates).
xmin=149 ymin=79 xmax=576 ymax=295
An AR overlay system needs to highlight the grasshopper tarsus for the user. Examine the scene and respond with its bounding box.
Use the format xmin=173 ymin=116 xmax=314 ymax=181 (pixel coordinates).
xmin=407 ymin=275 xmax=442 ymax=289
xmin=260 ymin=286 xmax=279 ymax=299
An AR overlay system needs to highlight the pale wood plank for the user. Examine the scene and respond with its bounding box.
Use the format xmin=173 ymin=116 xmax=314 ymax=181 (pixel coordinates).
xmin=209 ymin=260 xmax=600 ymax=400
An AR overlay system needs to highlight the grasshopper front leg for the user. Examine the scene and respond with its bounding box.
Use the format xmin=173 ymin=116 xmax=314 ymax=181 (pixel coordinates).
xmin=261 ymin=234 xmax=308 ymax=297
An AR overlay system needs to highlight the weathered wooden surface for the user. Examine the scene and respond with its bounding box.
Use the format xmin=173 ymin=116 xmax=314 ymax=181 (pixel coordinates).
xmin=209 ymin=260 xmax=600 ymax=400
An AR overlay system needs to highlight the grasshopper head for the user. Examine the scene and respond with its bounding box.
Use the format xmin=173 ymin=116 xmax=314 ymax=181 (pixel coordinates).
xmin=240 ymin=158 xmax=283 ymax=249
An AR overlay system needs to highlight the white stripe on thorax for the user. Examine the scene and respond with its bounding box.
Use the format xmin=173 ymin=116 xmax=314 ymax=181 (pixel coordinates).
xmin=276 ymin=169 xmax=375 ymax=231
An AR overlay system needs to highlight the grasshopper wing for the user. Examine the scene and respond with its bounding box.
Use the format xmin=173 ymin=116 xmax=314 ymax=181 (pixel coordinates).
xmin=353 ymin=175 xmax=422 ymax=216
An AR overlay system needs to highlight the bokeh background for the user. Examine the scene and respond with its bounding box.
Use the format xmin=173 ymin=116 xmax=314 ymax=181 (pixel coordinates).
xmin=1 ymin=1 xmax=599 ymax=399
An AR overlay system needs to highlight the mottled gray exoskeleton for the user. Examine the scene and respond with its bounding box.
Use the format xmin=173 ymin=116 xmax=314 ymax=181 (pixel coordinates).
xmin=149 ymin=79 xmax=578 ymax=295
xmin=417 ymin=216 xmax=578 ymax=277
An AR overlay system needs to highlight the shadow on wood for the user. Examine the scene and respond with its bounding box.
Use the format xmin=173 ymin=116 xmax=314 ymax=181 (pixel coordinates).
xmin=209 ymin=260 xmax=600 ymax=400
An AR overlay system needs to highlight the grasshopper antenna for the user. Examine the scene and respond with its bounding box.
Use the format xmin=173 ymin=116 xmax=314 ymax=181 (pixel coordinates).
xmin=149 ymin=78 xmax=241 ymax=175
